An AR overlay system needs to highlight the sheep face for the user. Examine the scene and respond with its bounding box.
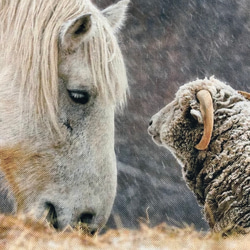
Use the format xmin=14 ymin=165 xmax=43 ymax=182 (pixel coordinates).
xmin=148 ymin=85 xmax=210 ymax=158
xmin=148 ymin=99 xmax=197 ymax=152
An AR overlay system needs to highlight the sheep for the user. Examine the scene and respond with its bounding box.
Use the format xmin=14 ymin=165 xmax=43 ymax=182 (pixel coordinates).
xmin=148 ymin=77 xmax=250 ymax=235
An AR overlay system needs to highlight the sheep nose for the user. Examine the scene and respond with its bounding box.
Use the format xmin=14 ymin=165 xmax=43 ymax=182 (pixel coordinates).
xmin=148 ymin=119 xmax=156 ymax=136
xmin=45 ymin=202 xmax=97 ymax=234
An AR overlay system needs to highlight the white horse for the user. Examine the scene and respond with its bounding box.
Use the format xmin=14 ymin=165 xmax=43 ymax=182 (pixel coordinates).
xmin=0 ymin=0 xmax=129 ymax=233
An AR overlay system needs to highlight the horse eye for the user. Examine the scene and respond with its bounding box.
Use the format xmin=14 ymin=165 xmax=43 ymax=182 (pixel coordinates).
xmin=68 ymin=90 xmax=91 ymax=105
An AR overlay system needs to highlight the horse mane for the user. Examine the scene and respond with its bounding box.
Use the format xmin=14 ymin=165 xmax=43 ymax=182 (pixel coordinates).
xmin=0 ymin=0 xmax=128 ymax=134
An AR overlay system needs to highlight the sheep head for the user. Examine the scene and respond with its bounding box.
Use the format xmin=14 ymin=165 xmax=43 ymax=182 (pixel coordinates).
xmin=148 ymin=77 xmax=245 ymax=154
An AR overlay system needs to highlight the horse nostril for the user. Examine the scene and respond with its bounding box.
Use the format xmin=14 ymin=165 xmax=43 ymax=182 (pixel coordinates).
xmin=78 ymin=212 xmax=97 ymax=235
xmin=148 ymin=119 xmax=156 ymax=136
xmin=79 ymin=212 xmax=95 ymax=225
xmin=45 ymin=202 xmax=59 ymax=229
xmin=90 ymin=229 xmax=97 ymax=236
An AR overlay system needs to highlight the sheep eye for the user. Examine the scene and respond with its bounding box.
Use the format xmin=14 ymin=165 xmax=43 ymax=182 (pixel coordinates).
xmin=68 ymin=90 xmax=91 ymax=105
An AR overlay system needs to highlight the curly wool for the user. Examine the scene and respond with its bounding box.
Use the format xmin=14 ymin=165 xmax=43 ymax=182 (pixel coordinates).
xmin=149 ymin=77 xmax=250 ymax=235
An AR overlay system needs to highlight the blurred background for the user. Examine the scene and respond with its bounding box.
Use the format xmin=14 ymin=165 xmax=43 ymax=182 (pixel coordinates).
xmin=95 ymin=0 xmax=250 ymax=231
xmin=1 ymin=0 xmax=250 ymax=232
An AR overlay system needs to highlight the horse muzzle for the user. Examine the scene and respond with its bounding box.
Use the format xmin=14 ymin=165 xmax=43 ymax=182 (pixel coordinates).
xmin=44 ymin=201 xmax=101 ymax=234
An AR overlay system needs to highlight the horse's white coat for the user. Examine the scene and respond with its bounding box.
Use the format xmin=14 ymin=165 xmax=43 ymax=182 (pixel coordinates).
xmin=0 ymin=0 xmax=129 ymax=231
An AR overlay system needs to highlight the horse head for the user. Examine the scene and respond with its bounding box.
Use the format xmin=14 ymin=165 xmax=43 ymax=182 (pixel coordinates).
xmin=0 ymin=0 xmax=129 ymax=233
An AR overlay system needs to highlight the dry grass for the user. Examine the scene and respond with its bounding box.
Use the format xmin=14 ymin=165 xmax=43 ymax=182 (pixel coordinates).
xmin=0 ymin=214 xmax=249 ymax=250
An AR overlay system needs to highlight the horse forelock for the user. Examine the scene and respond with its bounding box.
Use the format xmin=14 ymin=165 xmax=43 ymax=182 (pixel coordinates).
xmin=0 ymin=0 xmax=128 ymax=134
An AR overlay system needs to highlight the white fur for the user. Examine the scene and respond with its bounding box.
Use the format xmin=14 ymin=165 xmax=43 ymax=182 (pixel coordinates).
xmin=0 ymin=0 xmax=129 ymax=232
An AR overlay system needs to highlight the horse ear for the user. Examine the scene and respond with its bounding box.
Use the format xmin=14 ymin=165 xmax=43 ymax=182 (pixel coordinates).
xmin=60 ymin=14 xmax=92 ymax=51
xmin=102 ymin=0 xmax=130 ymax=33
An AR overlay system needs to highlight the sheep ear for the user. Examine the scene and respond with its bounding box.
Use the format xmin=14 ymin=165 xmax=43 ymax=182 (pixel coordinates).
xmin=102 ymin=0 xmax=130 ymax=33
xmin=190 ymin=109 xmax=203 ymax=124
xmin=60 ymin=14 xmax=92 ymax=51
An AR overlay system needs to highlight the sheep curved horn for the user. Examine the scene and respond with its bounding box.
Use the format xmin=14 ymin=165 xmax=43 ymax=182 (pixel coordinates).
xmin=195 ymin=90 xmax=214 ymax=150
xmin=238 ymin=90 xmax=250 ymax=100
